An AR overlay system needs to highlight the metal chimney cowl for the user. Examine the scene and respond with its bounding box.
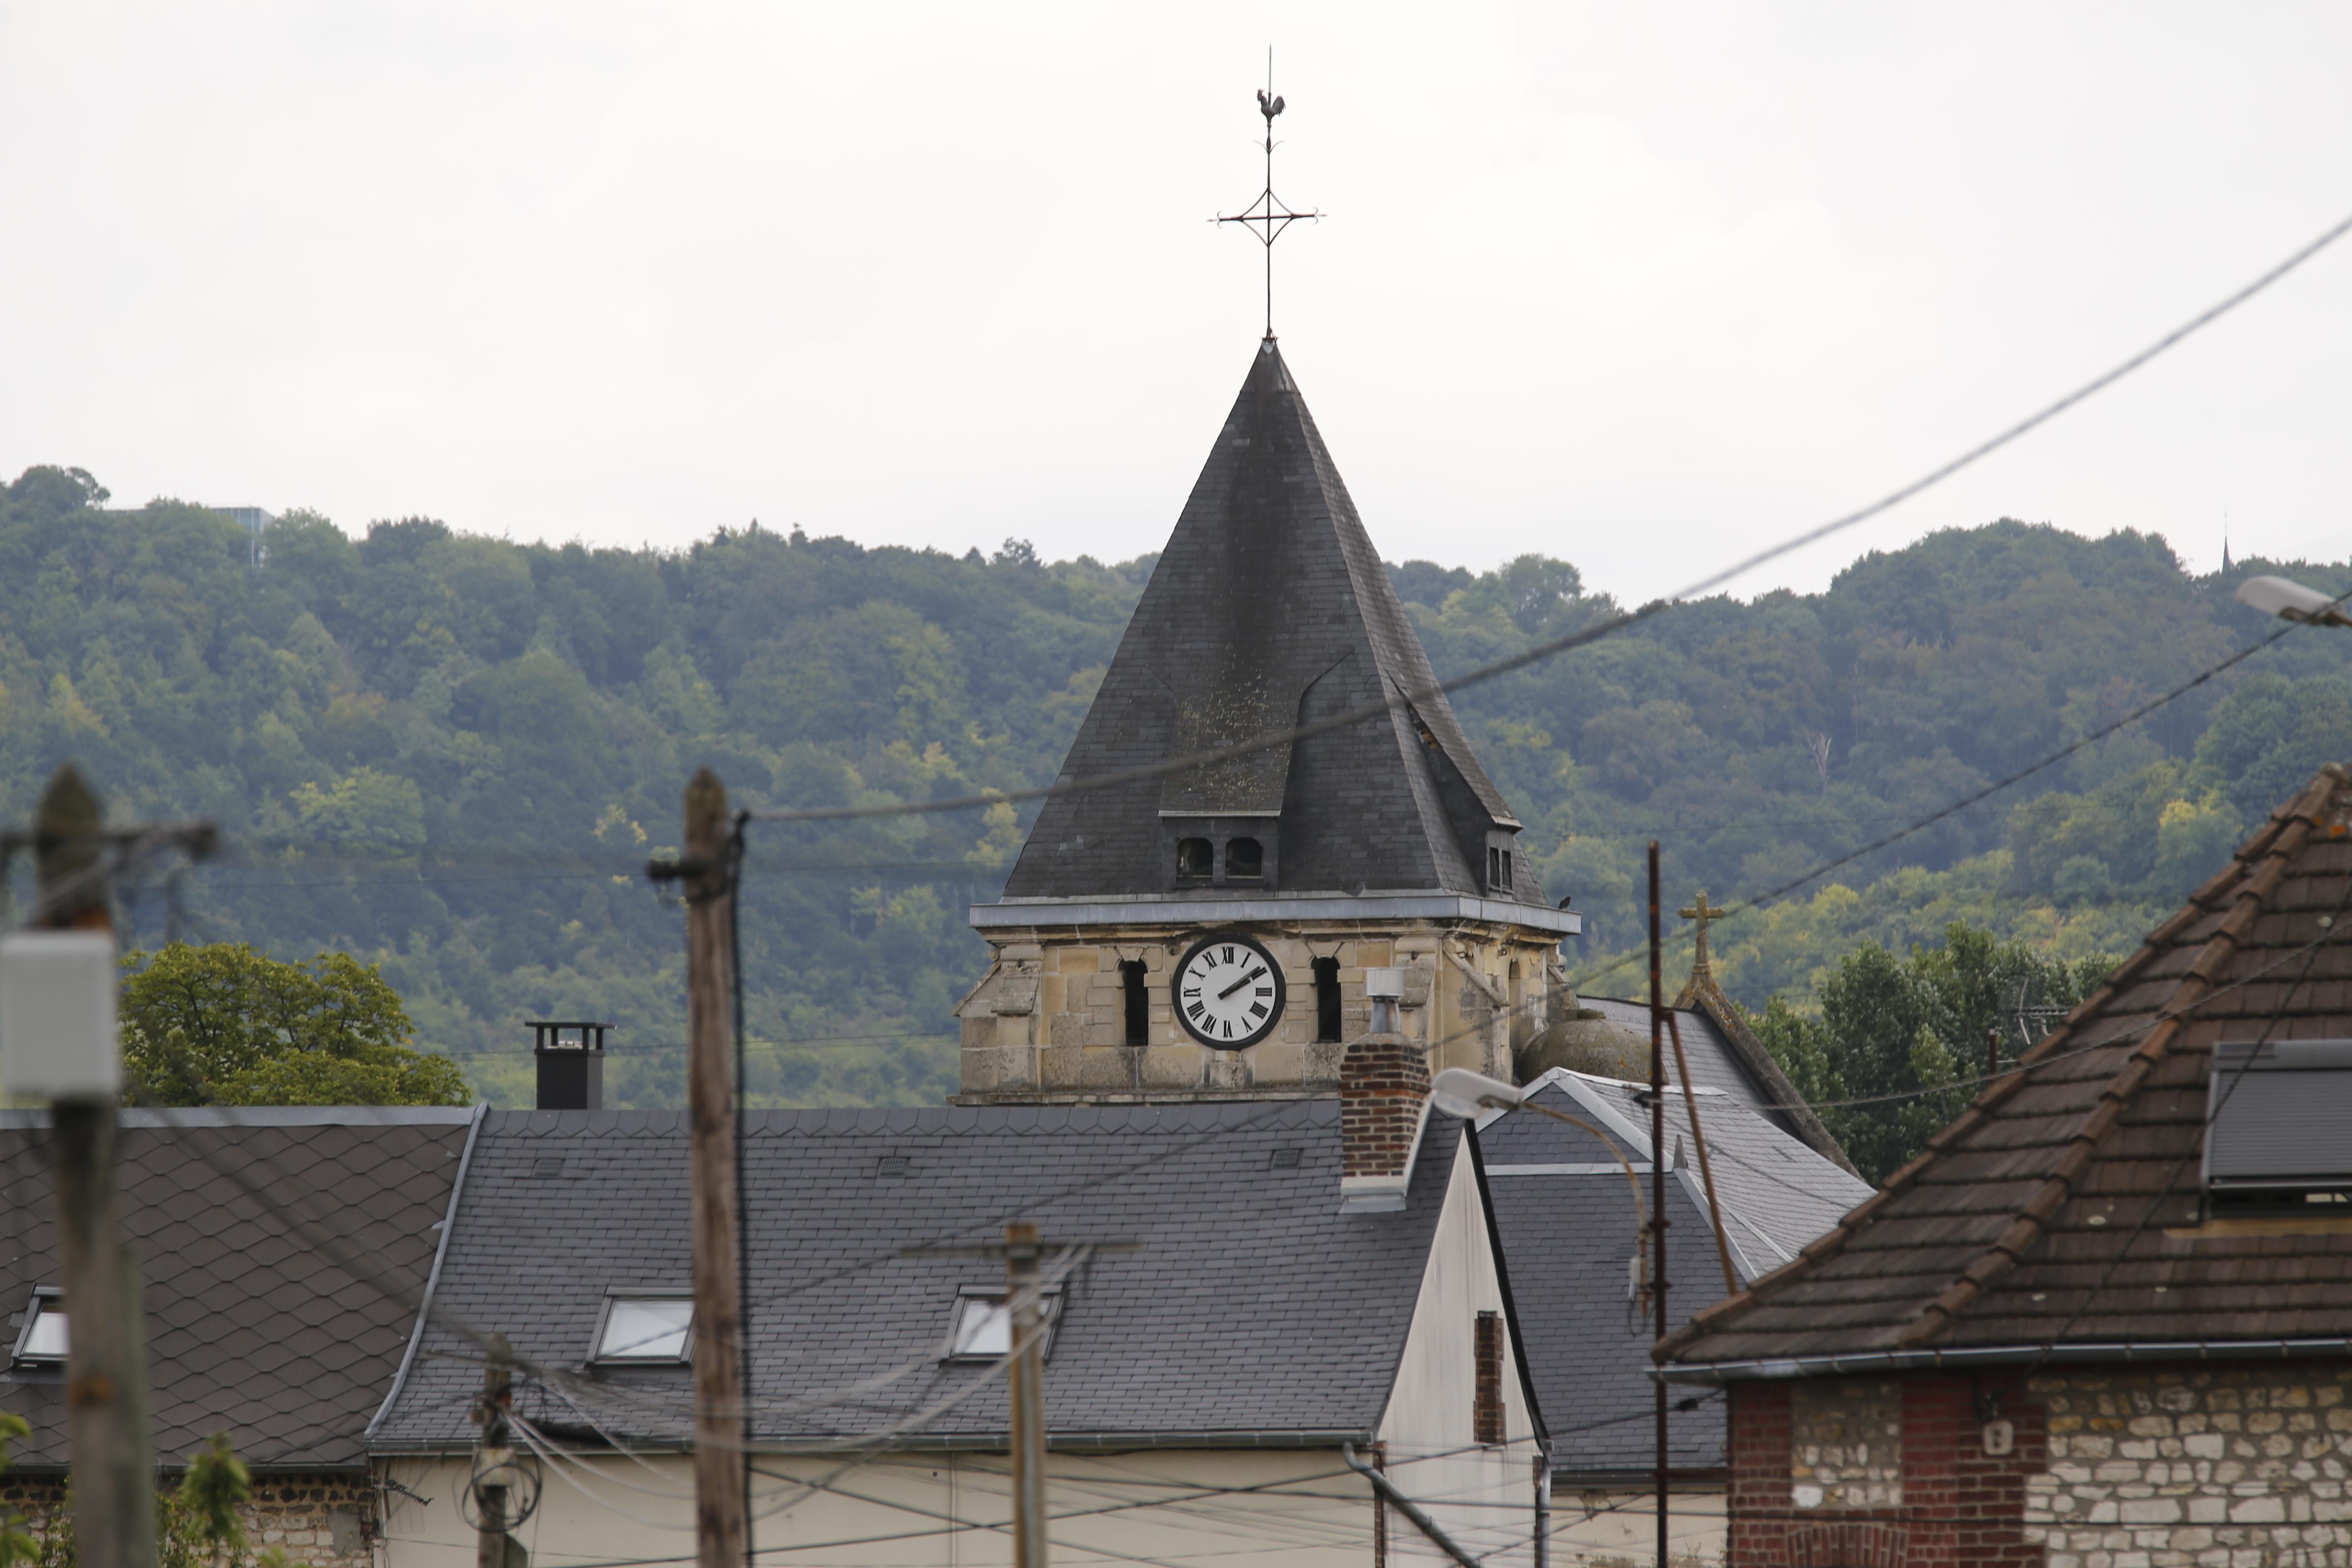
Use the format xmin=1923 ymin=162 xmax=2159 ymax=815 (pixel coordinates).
xmin=529 ymin=1020 xmax=608 ymax=1111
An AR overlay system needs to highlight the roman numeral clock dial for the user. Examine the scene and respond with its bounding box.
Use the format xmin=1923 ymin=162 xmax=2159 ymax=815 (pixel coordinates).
xmin=1172 ymin=933 xmax=1287 ymax=1049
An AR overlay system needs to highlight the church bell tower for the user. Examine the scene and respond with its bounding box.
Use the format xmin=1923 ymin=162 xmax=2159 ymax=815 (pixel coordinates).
xmin=954 ymin=338 xmax=1582 ymax=1102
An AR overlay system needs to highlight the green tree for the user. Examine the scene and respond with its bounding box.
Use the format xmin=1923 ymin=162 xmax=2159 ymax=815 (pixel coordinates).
xmin=120 ymin=944 xmax=469 ymax=1107
xmin=11 ymin=461 xmax=2352 ymax=1112
xmin=168 ymin=1435 xmax=247 ymax=1568
xmin=38 ymin=1433 xmax=309 ymax=1568
xmin=0 ymin=1413 xmax=39 ymax=1568
xmin=1749 ymin=921 xmax=2113 ymax=1183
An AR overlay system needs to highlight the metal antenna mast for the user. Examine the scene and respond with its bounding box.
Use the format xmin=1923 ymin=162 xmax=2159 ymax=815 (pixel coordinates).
xmin=1215 ymin=50 xmax=1320 ymax=339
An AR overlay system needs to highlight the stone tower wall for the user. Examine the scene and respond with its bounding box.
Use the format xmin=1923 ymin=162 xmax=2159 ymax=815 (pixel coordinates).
xmin=955 ymin=919 xmax=1571 ymax=1102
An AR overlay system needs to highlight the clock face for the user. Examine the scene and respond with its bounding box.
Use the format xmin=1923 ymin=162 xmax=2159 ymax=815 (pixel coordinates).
xmin=1173 ymin=933 xmax=1286 ymax=1049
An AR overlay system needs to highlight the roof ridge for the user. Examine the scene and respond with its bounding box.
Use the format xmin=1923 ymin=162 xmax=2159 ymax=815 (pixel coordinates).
xmin=1681 ymin=975 xmax=1856 ymax=1175
xmin=1889 ymin=772 xmax=2334 ymax=1348
xmin=1659 ymin=764 xmax=2343 ymax=1362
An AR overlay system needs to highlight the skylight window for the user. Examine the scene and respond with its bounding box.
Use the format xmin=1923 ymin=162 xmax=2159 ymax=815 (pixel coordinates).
xmin=594 ymin=1294 xmax=693 ymax=1363
xmin=945 ymin=1288 xmax=1061 ymax=1362
xmin=13 ymin=1289 xmax=65 ymax=1367
xmin=2204 ymin=1039 xmax=2352 ymax=1216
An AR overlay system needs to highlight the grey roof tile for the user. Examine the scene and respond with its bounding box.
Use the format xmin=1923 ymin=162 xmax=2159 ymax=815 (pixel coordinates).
xmin=1477 ymin=1075 xmax=1868 ymax=1473
xmin=373 ymin=1102 xmax=1452 ymax=1449
xmin=1002 ymin=338 xmax=1543 ymax=904
xmin=0 ymin=1111 xmax=470 ymax=1471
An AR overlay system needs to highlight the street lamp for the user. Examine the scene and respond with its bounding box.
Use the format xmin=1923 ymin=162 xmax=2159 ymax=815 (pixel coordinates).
xmin=1429 ymin=1068 xmax=1651 ymax=1280
xmin=2236 ymin=574 xmax=2352 ymax=628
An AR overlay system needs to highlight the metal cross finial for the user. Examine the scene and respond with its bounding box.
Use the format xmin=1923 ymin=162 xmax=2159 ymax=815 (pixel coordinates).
xmin=1214 ymin=52 xmax=1321 ymax=340
xmin=1678 ymin=890 xmax=1725 ymax=977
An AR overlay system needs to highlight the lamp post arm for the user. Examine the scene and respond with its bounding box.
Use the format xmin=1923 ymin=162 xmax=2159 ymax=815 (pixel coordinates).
xmin=1491 ymin=1098 xmax=1651 ymax=1304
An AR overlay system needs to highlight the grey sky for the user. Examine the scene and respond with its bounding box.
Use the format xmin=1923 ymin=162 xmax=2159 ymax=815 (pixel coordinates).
xmin=3 ymin=2 xmax=2347 ymax=603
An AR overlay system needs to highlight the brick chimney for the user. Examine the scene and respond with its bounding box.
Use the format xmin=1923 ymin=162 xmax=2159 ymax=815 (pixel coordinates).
xmin=1339 ymin=969 xmax=1431 ymax=1213
xmin=530 ymin=1020 xmax=608 ymax=1111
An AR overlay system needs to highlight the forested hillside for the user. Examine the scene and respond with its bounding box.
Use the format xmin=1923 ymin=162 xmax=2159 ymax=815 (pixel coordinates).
xmin=4 ymin=461 xmax=2349 ymax=1107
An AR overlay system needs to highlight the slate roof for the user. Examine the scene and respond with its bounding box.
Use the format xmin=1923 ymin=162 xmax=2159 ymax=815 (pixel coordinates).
xmin=1662 ymin=764 xmax=2352 ymax=1369
xmin=1482 ymin=1151 xmax=1730 ymax=1474
xmin=1477 ymin=1074 xmax=1869 ymax=1473
xmin=370 ymin=1101 xmax=1465 ymax=1451
xmin=1555 ymin=1074 xmax=1874 ymax=1273
xmin=0 ymin=1107 xmax=474 ymax=1471
xmin=1580 ymin=999 xmax=1759 ymax=1099
xmin=1001 ymin=338 xmax=1542 ymax=904
xmin=1581 ymin=995 xmax=1855 ymax=1174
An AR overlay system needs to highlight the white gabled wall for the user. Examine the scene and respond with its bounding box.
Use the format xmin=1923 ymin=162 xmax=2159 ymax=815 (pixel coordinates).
xmin=1377 ymin=1124 xmax=1543 ymax=1565
xmin=378 ymin=1447 xmax=1379 ymax=1568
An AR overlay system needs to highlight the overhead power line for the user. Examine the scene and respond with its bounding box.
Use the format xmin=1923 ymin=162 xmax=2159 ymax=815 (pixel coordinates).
xmin=738 ymin=202 xmax=2352 ymax=831
xmin=1555 ymin=593 xmax=2340 ymax=1002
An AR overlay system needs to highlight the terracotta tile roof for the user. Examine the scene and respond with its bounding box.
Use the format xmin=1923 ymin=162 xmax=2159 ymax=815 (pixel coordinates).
xmin=1661 ymin=763 xmax=2352 ymax=1367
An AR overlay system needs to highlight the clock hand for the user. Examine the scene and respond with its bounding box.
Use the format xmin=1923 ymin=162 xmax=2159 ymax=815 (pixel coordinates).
xmin=1218 ymin=965 xmax=1266 ymax=1001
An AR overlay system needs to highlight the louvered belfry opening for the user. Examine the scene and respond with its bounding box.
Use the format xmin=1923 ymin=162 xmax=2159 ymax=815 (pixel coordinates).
xmin=530 ymin=1020 xmax=608 ymax=1111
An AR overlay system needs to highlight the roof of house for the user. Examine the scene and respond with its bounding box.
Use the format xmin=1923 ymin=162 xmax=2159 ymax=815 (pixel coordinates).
xmin=1661 ymin=764 xmax=2352 ymax=1372
xmin=369 ymin=1100 xmax=1472 ymax=1453
xmin=0 ymin=1106 xmax=475 ymax=1472
xmin=1480 ymin=1138 xmax=1730 ymax=1473
xmin=1477 ymin=1073 xmax=1870 ymax=1471
xmin=1578 ymin=996 xmax=1856 ymax=1174
xmin=999 ymin=337 xmax=1542 ymax=905
xmin=1579 ymin=999 xmax=1757 ymax=1098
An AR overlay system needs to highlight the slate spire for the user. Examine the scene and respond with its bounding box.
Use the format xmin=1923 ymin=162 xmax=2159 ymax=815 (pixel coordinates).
xmin=1003 ymin=340 xmax=1539 ymax=903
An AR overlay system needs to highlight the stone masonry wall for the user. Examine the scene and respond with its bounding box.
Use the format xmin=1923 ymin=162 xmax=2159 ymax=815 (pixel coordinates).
xmin=1727 ymin=1373 xmax=2048 ymax=1568
xmin=0 ymin=1472 xmax=374 ymax=1568
xmin=1788 ymin=1379 xmax=1905 ymax=1509
xmin=957 ymin=921 xmax=1566 ymax=1101
xmin=2025 ymin=1364 xmax=2352 ymax=1568
xmin=1730 ymin=1362 xmax=2352 ymax=1568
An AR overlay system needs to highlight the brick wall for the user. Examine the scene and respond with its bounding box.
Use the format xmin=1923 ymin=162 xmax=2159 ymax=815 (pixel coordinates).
xmin=1730 ymin=1362 xmax=2352 ymax=1566
xmin=0 ymin=1471 xmax=375 ymax=1568
xmin=1726 ymin=1372 xmax=2048 ymax=1567
xmin=1340 ymin=1033 xmax=1430 ymax=1180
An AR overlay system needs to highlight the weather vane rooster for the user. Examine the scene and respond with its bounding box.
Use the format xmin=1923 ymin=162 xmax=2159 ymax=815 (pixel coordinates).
xmin=1218 ymin=60 xmax=1318 ymax=339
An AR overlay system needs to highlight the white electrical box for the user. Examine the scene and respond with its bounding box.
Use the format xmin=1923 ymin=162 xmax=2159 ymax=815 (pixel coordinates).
xmin=0 ymin=931 xmax=121 ymax=1099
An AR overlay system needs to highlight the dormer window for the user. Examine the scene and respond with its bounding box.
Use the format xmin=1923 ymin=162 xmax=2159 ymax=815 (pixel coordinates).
xmin=1176 ymin=838 xmax=1214 ymax=878
xmin=2203 ymin=1039 xmax=2352 ymax=1216
xmin=12 ymin=1288 xmax=65 ymax=1367
xmin=945 ymin=1286 xmax=1063 ymax=1362
xmin=593 ymin=1293 xmax=694 ymax=1363
xmin=1225 ymin=837 xmax=1264 ymax=879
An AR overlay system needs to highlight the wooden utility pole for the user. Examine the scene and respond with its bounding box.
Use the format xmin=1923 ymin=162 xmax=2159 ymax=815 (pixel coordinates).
xmin=1646 ymin=841 xmax=1668 ymax=1568
xmin=474 ymin=1336 xmax=514 ymax=1568
xmin=682 ymin=769 xmax=747 ymax=1568
xmin=38 ymin=766 xmax=157 ymax=1568
xmin=1004 ymin=1222 xmax=1048 ymax=1568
